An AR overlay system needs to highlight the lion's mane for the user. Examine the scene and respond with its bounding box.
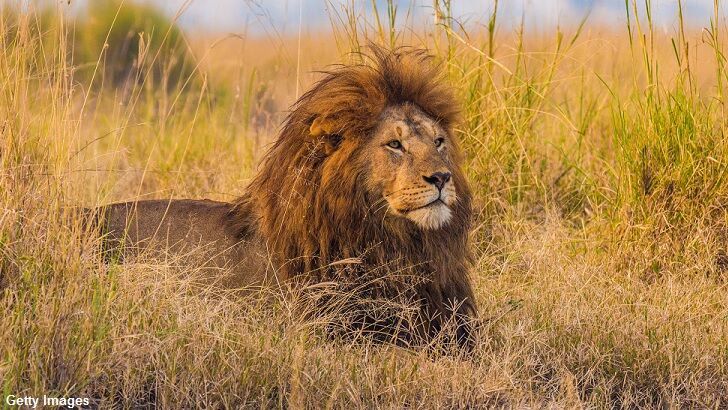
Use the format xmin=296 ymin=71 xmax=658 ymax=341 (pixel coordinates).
xmin=231 ymin=47 xmax=475 ymax=343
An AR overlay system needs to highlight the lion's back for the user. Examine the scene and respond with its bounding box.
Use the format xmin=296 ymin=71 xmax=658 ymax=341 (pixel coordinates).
xmin=98 ymin=199 xmax=269 ymax=287
xmin=102 ymin=199 xmax=234 ymax=245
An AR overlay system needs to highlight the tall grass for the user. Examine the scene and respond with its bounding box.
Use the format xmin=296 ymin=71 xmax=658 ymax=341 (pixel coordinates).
xmin=1 ymin=0 xmax=728 ymax=407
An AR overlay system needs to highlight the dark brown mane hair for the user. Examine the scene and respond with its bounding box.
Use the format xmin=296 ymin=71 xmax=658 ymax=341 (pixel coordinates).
xmin=231 ymin=46 xmax=474 ymax=344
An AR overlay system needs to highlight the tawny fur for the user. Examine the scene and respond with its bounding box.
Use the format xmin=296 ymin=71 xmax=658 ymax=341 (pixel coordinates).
xmin=101 ymin=46 xmax=477 ymax=349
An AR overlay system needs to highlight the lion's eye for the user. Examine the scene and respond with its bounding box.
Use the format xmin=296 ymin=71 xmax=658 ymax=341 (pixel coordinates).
xmin=386 ymin=140 xmax=403 ymax=150
xmin=434 ymin=137 xmax=445 ymax=148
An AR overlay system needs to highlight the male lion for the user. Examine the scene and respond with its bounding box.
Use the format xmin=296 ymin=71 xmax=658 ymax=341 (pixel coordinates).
xmin=99 ymin=47 xmax=477 ymax=350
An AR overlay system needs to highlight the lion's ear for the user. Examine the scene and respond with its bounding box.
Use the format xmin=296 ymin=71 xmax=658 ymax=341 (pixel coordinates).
xmin=309 ymin=117 xmax=336 ymax=137
xmin=310 ymin=117 xmax=343 ymax=155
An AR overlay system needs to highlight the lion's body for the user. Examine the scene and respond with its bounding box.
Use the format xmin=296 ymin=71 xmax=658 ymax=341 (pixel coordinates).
xmin=100 ymin=199 xmax=269 ymax=288
xmin=98 ymin=47 xmax=478 ymax=349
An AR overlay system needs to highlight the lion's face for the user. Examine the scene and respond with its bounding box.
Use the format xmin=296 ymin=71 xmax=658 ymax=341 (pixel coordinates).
xmin=362 ymin=104 xmax=459 ymax=230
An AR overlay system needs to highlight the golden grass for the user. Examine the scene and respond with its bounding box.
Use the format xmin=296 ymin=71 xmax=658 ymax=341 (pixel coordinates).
xmin=1 ymin=1 xmax=728 ymax=407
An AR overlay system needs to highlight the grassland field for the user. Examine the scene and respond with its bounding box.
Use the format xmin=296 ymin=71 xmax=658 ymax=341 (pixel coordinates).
xmin=2 ymin=1 xmax=728 ymax=407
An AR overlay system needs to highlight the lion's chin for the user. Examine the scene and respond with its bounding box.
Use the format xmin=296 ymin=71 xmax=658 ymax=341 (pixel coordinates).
xmin=405 ymin=202 xmax=452 ymax=230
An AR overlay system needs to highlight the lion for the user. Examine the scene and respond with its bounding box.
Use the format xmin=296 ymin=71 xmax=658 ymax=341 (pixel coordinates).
xmin=98 ymin=46 xmax=477 ymax=350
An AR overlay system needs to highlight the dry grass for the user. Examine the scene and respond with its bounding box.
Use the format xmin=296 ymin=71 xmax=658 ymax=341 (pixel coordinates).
xmin=2 ymin=1 xmax=728 ymax=407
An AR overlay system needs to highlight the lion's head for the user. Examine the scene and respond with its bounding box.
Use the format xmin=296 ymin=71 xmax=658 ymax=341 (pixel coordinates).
xmin=310 ymin=100 xmax=463 ymax=230
xmin=353 ymin=103 xmax=460 ymax=230
xmin=234 ymin=46 xmax=472 ymax=282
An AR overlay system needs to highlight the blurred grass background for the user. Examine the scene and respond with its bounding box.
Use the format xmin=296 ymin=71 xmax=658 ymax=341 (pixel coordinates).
xmin=1 ymin=0 xmax=728 ymax=407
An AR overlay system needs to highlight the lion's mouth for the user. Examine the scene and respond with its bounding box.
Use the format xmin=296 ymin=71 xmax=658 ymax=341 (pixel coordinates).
xmin=400 ymin=198 xmax=446 ymax=214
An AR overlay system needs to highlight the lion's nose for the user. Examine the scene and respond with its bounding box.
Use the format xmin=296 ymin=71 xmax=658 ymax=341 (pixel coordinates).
xmin=423 ymin=172 xmax=451 ymax=190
